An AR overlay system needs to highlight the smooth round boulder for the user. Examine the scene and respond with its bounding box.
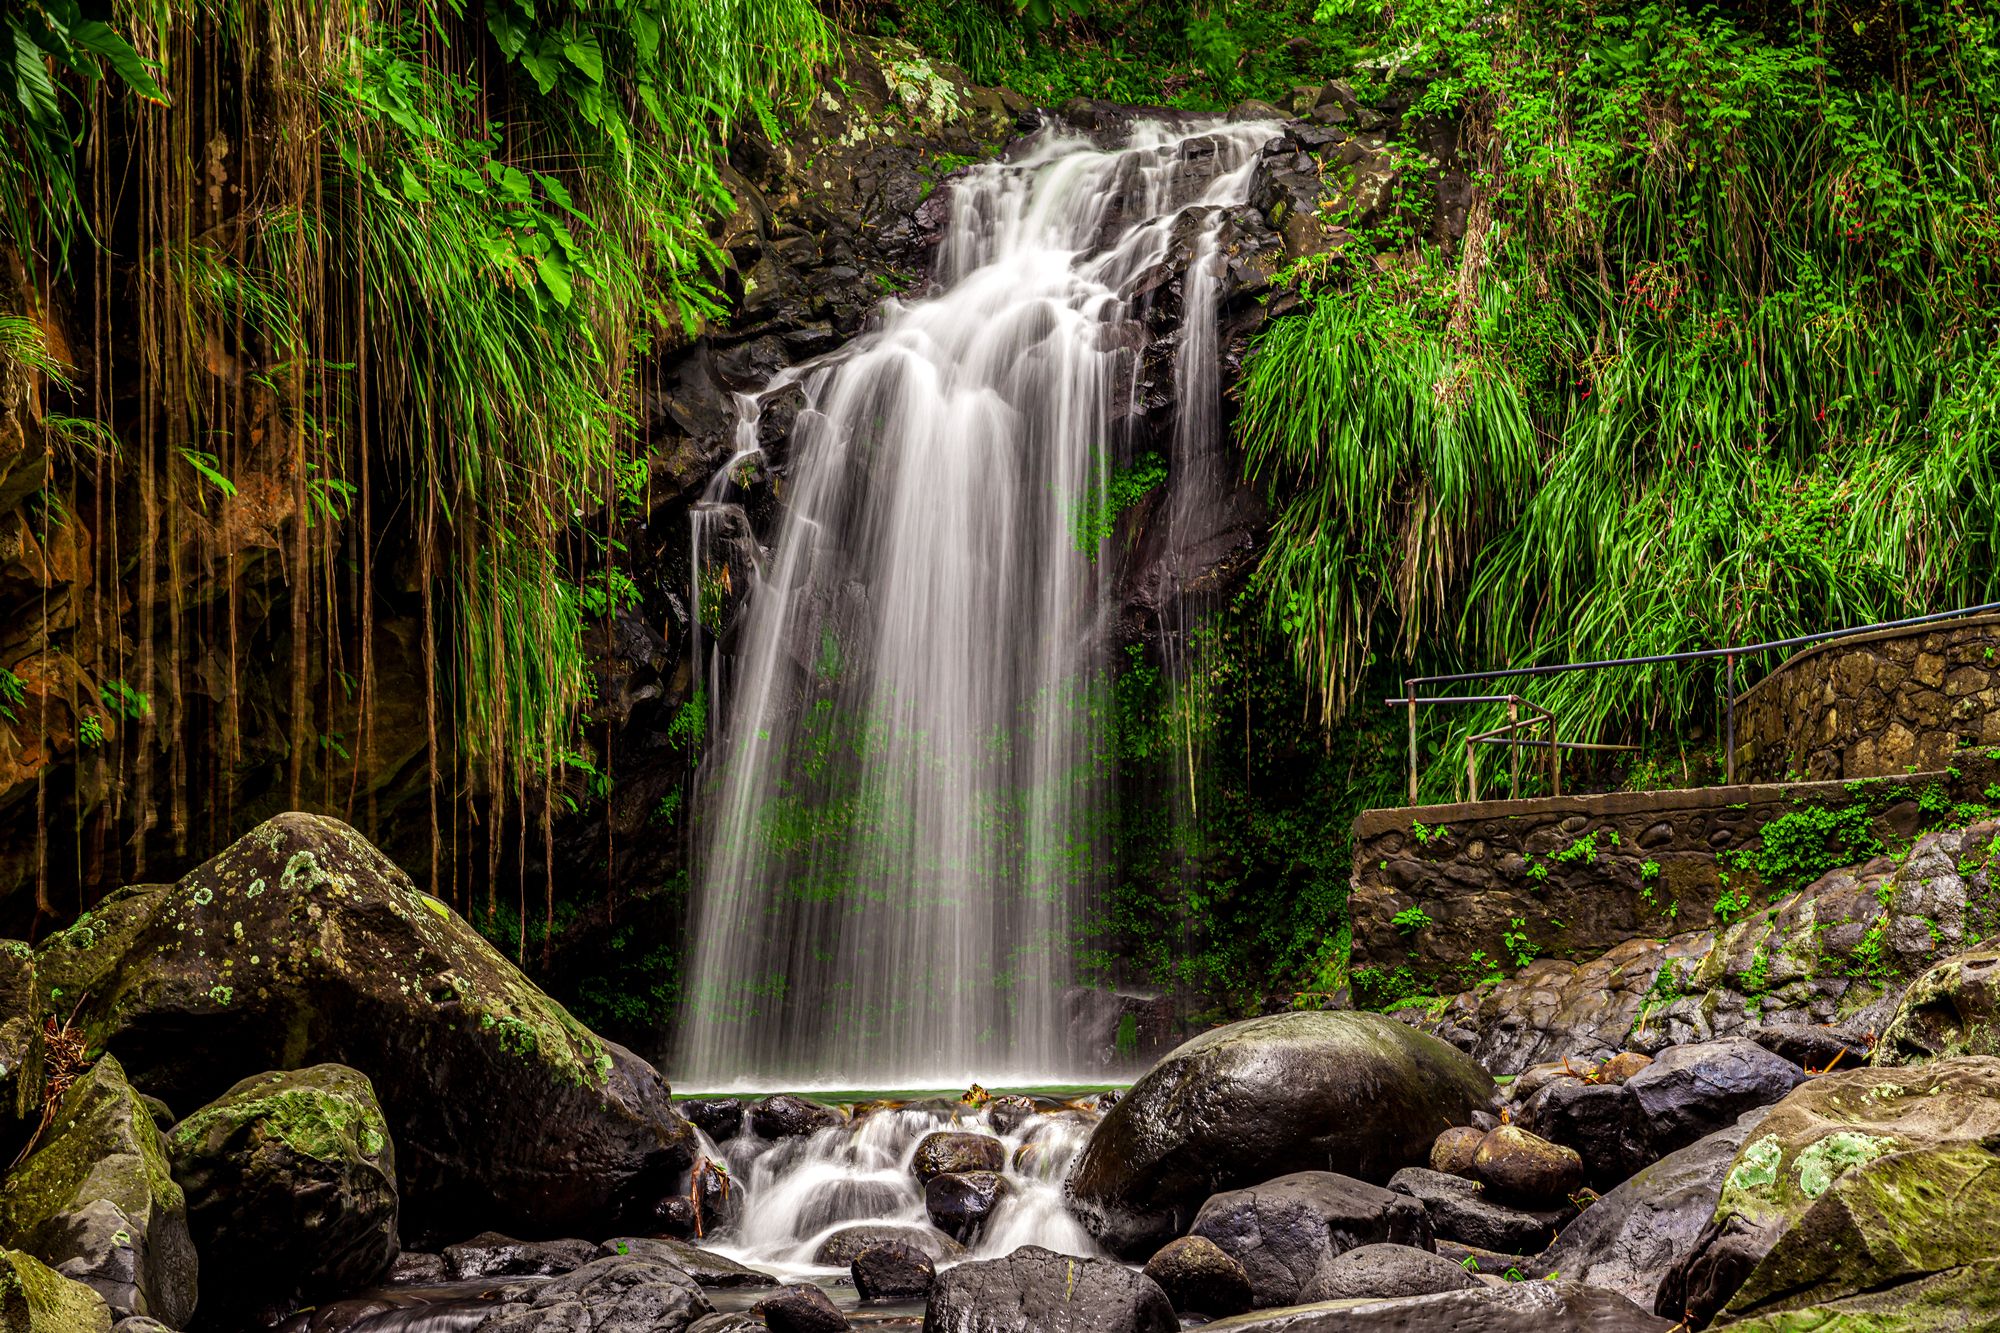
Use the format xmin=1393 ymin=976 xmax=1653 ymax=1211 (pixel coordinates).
xmin=467 ymin=1254 xmax=711 ymax=1331
xmin=1141 ymin=1235 xmax=1253 ymax=1316
xmin=814 ymin=1224 xmax=964 ymax=1266
xmin=1189 ymin=1171 xmax=1432 ymax=1307
xmin=1299 ymin=1243 xmax=1481 ymax=1301
xmin=911 ymin=1131 xmax=1005 ymax=1182
xmin=1473 ymin=1124 xmax=1584 ymax=1207
xmin=925 ymin=1171 xmax=1009 ymax=1243
xmin=600 ymin=1236 xmax=775 ymax=1288
xmin=749 ymin=1094 xmax=842 ymax=1140
xmin=1598 ymin=1052 xmax=1654 ymax=1084
xmin=1431 ymin=1126 xmax=1485 ymax=1176
xmin=758 ymin=1282 xmax=849 ymax=1332
xmin=168 ymin=1064 xmax=397 ymax=1321
xmin=1876 ymin=946 xmax=2000 ymax=1064
xmin=1521 ymin=1079 xmax=1655 ymax=1190
xmin=1066 ymin=1011 xmax=1497 ymax=1256
xmin=923 ymin=1245 xmax=1175 ymax=1333
xmin=852 ymin=1242 xmax=934 ymax=1300
xmin=0 ymin=1056 xmax=194 ymax=1326
xmin=34 ymin=814 xmax=698 ymax=1240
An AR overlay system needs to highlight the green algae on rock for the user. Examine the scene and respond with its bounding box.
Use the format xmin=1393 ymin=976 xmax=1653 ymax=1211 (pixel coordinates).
xmin=36 ymin=813 xmax=696 ymax=1240
xmin=0 ymin=1248 xmax=112 ymax=1333
xmin=1661 ymin=1056 xmax=2000 ymax=1327
xmin=169 ymin=1064 xmax=397 ymax=1322
xmin=1874 ymin=946 xmax=2000 ymax=1065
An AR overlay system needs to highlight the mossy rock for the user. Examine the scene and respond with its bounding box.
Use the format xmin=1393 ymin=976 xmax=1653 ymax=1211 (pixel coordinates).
xmin=1660 ymin=1056 xmax=2000 ymax=1326
xmin=1874 ymin=946 xmax=2000 ymax=1065
xmin=0 ymin=1248 xmax=111 ymax=1333
xmin=1722 ymin=1257 xmax=2000 ymax=1332
xmin=0 ymin=943 xmax=43 ymax=1152
xmin=37 ymin=813 xmax=696 ymax=1240
xmin=0 ymin=1056 xmax=194 ymax=1325
xmin=168 ymin=1064 xmax=396 ymax=1322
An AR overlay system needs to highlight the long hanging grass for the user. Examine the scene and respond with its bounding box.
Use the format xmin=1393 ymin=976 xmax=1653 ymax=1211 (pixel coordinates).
xmin=1241 ymin=0 xmax=2000 ymax=797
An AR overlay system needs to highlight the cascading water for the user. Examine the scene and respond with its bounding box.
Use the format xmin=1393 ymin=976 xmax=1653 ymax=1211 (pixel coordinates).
xmin=677 ymin=117 xmax=1278 ymax=1089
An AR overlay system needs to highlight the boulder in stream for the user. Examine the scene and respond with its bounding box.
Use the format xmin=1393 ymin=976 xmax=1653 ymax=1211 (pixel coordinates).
xmin=1191 ymin=1279 xmax=1671 ymax=1332
xmin=852 ymin=1241 xmax=934 ymax=1300
xmin=1189 ymin=1171 xmax=1432 ymax=1308
xmin=1297 ymin=1243 xmax=1480 ymax=1302
xmin=167 ymin=1063 xmax=397 ymax=1322
xmin=924 ymin=1245 xmax=1176 ymax=1333
xmin=925 ymin=1170 xmax=1009 ymax=1243
xmin=1142 ymin=1234 xmax=1254 ymax=1316
xmin=911 ymin=1131 xmax=1005 ymax=1181
xmin=1067 ymin=1012 xmax=1496 ymax=1256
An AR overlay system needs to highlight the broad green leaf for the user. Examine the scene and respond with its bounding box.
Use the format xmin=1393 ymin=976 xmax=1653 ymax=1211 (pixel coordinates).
xmin=70 ymin=21 xmax=168 ymax=104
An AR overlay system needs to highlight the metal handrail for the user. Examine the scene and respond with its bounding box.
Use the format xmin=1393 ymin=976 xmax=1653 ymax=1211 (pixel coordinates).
xmin=1389 ymin=600 xmax=2000 ymax=805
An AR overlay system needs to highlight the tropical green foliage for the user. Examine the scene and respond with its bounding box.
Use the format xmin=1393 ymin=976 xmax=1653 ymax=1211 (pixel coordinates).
xmin=1241 ymin=0 xmax=2000 ymax=797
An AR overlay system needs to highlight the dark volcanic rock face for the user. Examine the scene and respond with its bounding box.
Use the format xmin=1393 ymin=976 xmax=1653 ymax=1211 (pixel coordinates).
xmin=1189 ymin=1171 xmax=1433 ymax=1308
xmin=1067 ymin=1011 xmax=1497 ymax=1257
xmin=924 ymin=1245 xmax=1176 ymax=1333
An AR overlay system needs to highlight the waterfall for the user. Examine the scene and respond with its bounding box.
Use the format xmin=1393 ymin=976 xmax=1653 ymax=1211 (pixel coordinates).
xmin=676 ymin=117 xmax=1278 ymax=1089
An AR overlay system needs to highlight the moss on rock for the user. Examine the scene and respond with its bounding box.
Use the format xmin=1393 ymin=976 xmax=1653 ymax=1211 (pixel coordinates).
xmin=0 ymin=1248 xmax=112 ymax=1333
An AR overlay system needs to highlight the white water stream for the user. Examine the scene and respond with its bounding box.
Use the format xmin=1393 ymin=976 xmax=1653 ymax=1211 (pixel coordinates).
xmin=676 ymin=117 xmax=1277 ymax=1089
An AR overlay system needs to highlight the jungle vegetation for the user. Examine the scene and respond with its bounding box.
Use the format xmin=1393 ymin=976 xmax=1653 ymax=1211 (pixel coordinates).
xmin=4 ymin=0 xmax=1996 ymax=1018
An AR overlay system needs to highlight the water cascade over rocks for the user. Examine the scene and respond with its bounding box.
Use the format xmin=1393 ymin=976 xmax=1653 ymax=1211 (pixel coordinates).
xmin=677 ymin=117 xmax=1279 ymax=1088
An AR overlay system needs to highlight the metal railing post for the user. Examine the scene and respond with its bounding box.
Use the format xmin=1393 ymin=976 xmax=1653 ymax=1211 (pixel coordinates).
xmin=1724 ymin=653 xmax=1737 ymax=785
xmin=1406 ymin=682 xmax=1418 ymax=806
xmin=1466 ymin=739 xmax=1479 ymax=803
xmin=1508 ymin=699 xmax=1521 ymax=798
xmin=1550 ymin=717 xmax=1561 ymax=797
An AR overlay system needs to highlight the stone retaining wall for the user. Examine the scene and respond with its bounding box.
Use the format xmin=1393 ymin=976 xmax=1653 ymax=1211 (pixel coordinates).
xmin=1345 ymin=754 xmax=2000 ymax=1009
xmin=1734 ymin=613 xmax=2000 ymax=783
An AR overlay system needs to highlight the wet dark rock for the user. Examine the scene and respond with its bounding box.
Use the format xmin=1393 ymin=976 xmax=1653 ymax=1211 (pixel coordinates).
xmin=1429 ymin=1127 xmax=1483 ymax=1176
xmin=0 ymin=1055 xmax=194 ymax=1325
xmin=925 ymin=1171 xmax=1010 ymax=1243
xmin=1734 ymin=1022 xmax=1867 ymax=1072
xmin=986 ymin=1095 xmax=1041 ymax=1136
xmin=911 ymin=1131 xmax=1005 ymax=1182
xmin=389 ymin=1251 xmax=447 ymax=1284
xmin=687 ymin=1316 xmax=761 ymax=1333
xmin=682 ymin=1099 xmax=746 ymax=1143
xmin=852 ymin=1242 xmax=934 ymax=1300
xmin=1190 ymin=1171 xmax=1432 ymax=1308
xmin=1540 ymin=1109 xmax=1768 ymax=1308
xmin=1624 ymin=1039 xmax=1806 ymax=1155
xmin=758 ymin=1282 xmax=850 ymax=1333
xmin=470 ymin=1254 xmax=711 ymax=1332
xmin=749 ymin=1094 xmax=843 ymax=1141
xmin=1387 ymin=1168 xmax=1570 ymax=1255
xmin=652 ymin=1195 xmax=701 ymax=1238
xmin=168 ymin=1064 xmax=397 ymax=1322
xmin=1067 ymin=1012 xmax=1495 ymax=1257
xmin=1142 ymin=1235 xmax=1254 ymax=1317
xmin=1520 ymin=1079 xmax=1656 ymax=1191
xmin=923 ymin=1244 xmax=1175 ymax=1333
xmin=599 ymin=1236 xmax=775 ymax=1288
xmin=1189 ymin=1280 xmax=1671 ymax=1331
xmin=445 ymin=1232 xmax=600 ymax=1280
xmin=34 ymin=814 xmax=699 ymax=1241
xmin=1471 ymin=1125 xmax=1583 ymax=1207
xmin=813 ymin=1223 xmax=964 ymax=1266
xmin=1298 ymin=1243 xmax=1480 ymax=1302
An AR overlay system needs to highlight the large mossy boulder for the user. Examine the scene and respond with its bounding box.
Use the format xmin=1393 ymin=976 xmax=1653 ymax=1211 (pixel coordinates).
xmin=1196 ymin=1281 xmax=1670 ymax=1332
xmin=167 ymin=1064 xmax=397 ymax=1322
xmin=1874 ymin=945 xmax=2000 ymax=1064
xmin=1066 ymin=1012 xmax=1496 ymax=1257
xmin=1659 ymin=1056 xmax=2000 ymax=1327
xmin=0 ymin=1057 xmax=194 ymax=1325
xmin=0 ymin=1248 xmax=112 ymax=1332
xmin=36 ymin=813 xmax=697 ymax=1239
